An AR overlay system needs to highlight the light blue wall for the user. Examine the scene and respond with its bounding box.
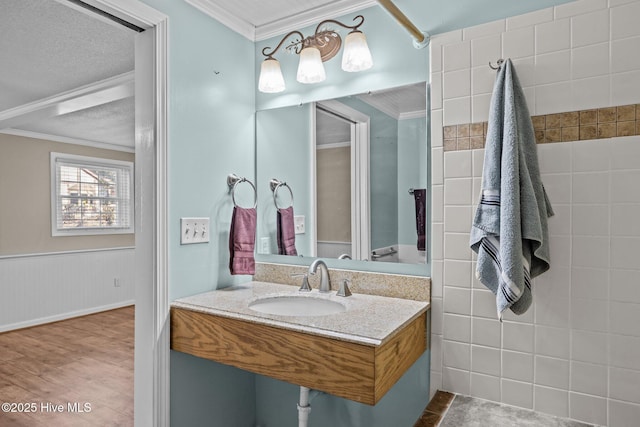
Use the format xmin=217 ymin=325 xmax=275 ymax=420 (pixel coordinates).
xmin=256 ymin=104 xmax=313 ymax=257
xmin=141 ymin=0 xmax=257 ymax=425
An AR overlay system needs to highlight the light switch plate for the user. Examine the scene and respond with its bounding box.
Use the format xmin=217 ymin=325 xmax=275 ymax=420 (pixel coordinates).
xmin=294 ymin=215 xmax=305 ymax=234
xmin=180 ymin=217 xmax=210 ymax=244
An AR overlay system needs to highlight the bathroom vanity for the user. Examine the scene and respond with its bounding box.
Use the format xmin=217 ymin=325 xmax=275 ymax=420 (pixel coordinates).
xmin=171 ymin=278 xmax=429 ymax=405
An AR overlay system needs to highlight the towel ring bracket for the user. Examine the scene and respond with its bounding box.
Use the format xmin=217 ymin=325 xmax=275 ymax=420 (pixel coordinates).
xmin=270 ymin=178 xmax=294 ymax=209
xmin=227 ymin=173 xmax=257 ymax=209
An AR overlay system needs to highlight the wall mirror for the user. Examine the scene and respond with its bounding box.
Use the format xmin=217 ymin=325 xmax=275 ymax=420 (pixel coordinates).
xmin=255 ymin=82 xmax=430 ymax=275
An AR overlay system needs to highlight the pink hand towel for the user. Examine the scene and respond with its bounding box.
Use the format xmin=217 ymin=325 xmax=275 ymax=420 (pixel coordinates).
xmin=229 ymin=206 xmax=257 ymax=275
xmin=276 ymin=206 xmax=297 ymax=256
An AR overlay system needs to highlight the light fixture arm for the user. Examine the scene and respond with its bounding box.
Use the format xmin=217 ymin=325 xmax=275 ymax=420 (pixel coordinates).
xmin=315 ymin=14 xmax=365 ymax=35
xmin=261 ymin=30 xmax=306 ymax=59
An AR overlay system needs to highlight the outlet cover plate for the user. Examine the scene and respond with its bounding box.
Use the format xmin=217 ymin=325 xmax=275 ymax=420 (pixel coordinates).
xmin=180 ymin=217 xmax=210 ymax=244
xmin=294 ymin=215 xmax=305 ymax=234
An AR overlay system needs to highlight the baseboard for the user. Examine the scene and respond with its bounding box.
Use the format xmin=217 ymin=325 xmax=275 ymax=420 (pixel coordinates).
xmin=0 ymin=299 xmax=135 ymax=333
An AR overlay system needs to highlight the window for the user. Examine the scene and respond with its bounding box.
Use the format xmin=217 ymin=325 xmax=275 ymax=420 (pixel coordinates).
xmin=51 ymin=153 xmax=134 ymax=236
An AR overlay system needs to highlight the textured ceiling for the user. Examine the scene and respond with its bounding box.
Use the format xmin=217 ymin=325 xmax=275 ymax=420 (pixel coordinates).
xmin=18 ymin=97 xmax=135 ymax=147
xmin=0 ymin=0 xmax=135 ymax=148
xmin=0 ymin=0 xmax=134 ymax=111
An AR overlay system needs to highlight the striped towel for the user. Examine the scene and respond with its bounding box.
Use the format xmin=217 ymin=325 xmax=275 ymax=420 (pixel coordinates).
xmin=469 ymin=59 xmax=554 ymax=319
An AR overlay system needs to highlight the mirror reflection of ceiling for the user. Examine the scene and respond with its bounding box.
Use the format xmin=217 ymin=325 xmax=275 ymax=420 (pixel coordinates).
xmin=316 ymin=82 xmax=427 ymax=146
xmin=0 ymin=0 xmax=135 ymax=148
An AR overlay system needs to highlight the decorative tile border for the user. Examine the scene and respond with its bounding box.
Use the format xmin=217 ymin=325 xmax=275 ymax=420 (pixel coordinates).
xmin=443 ymin=104 xmax=640 ymax=152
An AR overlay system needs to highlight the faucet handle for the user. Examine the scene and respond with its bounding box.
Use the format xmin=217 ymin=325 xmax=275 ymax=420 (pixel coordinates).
xmin=291 ymin=273 xmax=312 ymax=292
xmin=337 ymin=279 xmax=352 ymax=297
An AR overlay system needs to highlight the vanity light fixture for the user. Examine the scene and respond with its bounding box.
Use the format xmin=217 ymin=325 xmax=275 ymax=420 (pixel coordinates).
xmin=258 ymin=15 xmax=373 ymax=94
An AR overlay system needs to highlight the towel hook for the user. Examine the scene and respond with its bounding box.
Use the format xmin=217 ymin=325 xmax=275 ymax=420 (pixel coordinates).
xmin=269 ymin=178 xmax=294 ymax=209
xmin=489 ymin=59 xmax=504 ymax=71
xmin=227 ymin=173 xmax=257 ymax=209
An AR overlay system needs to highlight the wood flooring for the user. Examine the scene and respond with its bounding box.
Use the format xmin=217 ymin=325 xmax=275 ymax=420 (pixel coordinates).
xmin=0 ymin=306 xmax=134 ymax=426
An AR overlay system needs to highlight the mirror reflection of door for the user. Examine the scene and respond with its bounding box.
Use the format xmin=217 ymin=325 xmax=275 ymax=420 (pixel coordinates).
xmin=316 ymin=108 xmax=352 ymax=259
xmin=315 ymin=101 xmax=371 ymax=261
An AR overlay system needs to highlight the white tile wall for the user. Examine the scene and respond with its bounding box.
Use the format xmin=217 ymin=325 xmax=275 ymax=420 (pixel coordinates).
xmin=443 ymin=340 xmax=471 ymax=370
xmin=609 ymin=400 xmax=640 ymax=427
xmin=502 ymin=379 xmax=533 ymax=409
xmin=572 ymin=43 xmax=610 ymax=80
xmin=507 ymin=7 xmax=554 ymax=30
xmin=535 ymin=325 xmax=570 ymax=359
xmin=443 ymin=367 xmax=470 ymax=395
xmin=470 ymin=372 xmax=501 ymax=402
xmin=570 ymin=392 xmax=608 ymax=426
xmin=471 ymin=345 xmax=501 ymax=376
xmin=502 ymin=26 xmax=535 ymax=59
xmin=609 ymin=367 xmax=640 ymax=404
xmin=570 ymin=361 xmax=608 ymax=396
xmin=471 ymin=34 xmax=502 ymax=68
xmin=431 ymin=1 xmax=640 ymax=425
xmin=611 ymin=37 xmax=640 ymax=74
xmin=443 ymin=69 xmax=471 ymax=100
xmin=554 ymin=0 xmax=607 ymax=19
xmin=610 ymin=1 xmax=640 ymax=39
xmin=502 ymin=350 xmax=534 ymax=382
xmin=612 ymin=70 xmax=640 ymax=106
xmin=443 ymin=41 xmax=471 ymax=71
xmin=535 ymin=18 xmax=571 ymax=54
xmin=535 ymin=385 xmax=569 ymax=418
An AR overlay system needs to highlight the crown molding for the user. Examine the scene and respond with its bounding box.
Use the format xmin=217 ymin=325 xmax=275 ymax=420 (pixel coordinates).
xmin=184 ymin=0 xmax=255 ymax=41
xmin=0 ymin=128 xmax=135 ymax=152
xmin=184 ymin=0 xmax=376 ymax=42
xmin=256 ymin=0 xmax=377 ymax=41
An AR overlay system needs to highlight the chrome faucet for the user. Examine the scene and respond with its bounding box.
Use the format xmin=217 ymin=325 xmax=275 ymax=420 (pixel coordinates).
xmin=308 ymin=259 xmax=331 ymax=293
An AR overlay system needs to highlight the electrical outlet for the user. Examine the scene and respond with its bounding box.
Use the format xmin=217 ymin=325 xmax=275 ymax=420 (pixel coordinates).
xmin=180 ymin=217 xmax=210 ymax=244
xmin=260 ymin=237 xmax=270 ymax=254
xmin=113 ymin=278 xmax=121 ymax=287
xmin=294 ymin=215 xmax=305 ymax=234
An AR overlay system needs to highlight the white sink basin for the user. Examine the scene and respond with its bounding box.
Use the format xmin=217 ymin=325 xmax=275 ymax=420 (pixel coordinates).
xmin=248 ymin=295 xmax=346 ymax=317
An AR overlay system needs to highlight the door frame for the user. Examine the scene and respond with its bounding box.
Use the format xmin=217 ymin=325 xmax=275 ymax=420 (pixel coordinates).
xmin=86 ymin=1 xmax=169 ymax=425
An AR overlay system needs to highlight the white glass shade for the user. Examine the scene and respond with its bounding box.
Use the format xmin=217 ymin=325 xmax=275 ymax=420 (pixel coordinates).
xmin=296 ymin=47 xmax=326 ymax=84
xmin=258 ymin=58 xmax=285 ymax=93
xmin=341 ymin=31 xmax=373 ymax=72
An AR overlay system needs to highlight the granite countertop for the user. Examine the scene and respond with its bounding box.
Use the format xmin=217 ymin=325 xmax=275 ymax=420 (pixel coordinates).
xmin=171 ymin=281 xmax=429 ymax=346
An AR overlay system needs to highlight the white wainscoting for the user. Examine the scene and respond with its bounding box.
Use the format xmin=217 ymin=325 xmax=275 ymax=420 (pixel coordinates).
xmin=0 ymin=247 xmax=135 ymax=332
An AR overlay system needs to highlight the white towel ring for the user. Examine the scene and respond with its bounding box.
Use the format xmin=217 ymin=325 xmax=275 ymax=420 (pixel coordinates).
xmin=227 ymin=173 xmax=257 ymax=209
xmin=269 ymin=178 xmax=294 ymax=209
